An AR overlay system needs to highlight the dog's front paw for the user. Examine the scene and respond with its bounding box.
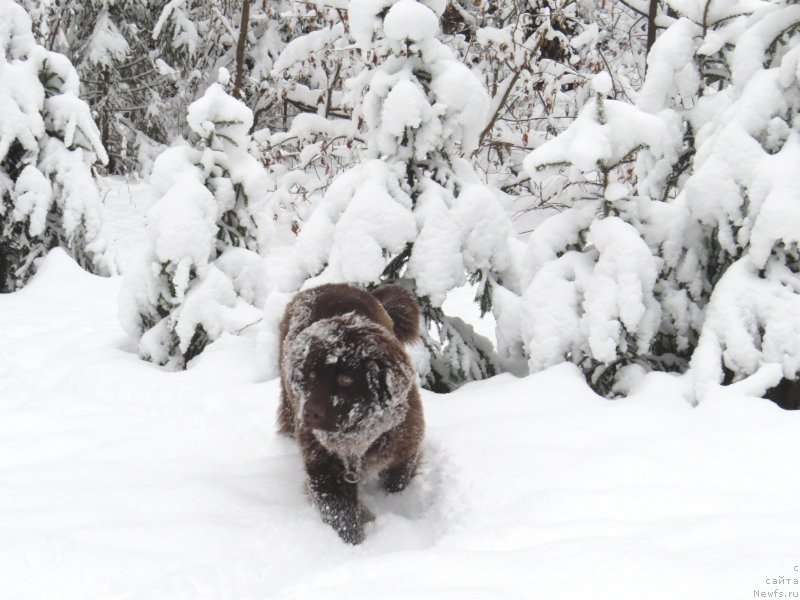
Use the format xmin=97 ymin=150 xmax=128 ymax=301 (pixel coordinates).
xmin=320 ymin=502 xmax=366 ymax=545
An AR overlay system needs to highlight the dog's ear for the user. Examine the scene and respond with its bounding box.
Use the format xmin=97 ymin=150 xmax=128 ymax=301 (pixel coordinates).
xmin=365 ymin=342 xmax=413 ymax=406
xmin=370 ymin=285 xmax=420 ymax=344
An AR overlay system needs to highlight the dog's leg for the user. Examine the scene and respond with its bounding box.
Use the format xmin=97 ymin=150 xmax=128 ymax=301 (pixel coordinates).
xmin=379 ymin=453 xmax=419 ymax=493
xmin=301 ymin=433 xmax=366 ymax=544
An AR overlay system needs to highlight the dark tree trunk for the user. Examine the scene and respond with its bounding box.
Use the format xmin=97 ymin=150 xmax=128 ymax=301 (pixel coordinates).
xmin=100 ymin=67 xmax=112 ymax=172
xmin=646 ymin=0 xmax=658 ymax=58
xmin=233 ymin=0 xmax=251 ymax=99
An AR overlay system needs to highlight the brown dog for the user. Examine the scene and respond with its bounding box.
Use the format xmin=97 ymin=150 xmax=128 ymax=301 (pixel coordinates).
xmin=278 ymin=283 xmax=424 ymax=544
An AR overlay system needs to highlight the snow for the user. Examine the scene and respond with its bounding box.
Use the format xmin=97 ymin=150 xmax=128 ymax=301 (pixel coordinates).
xmin=452 ymin=183 xmax=512 ymax=274
xmin=146 ymin=175 xmax=216 ymax=266
xmin=117 ymin=79 xmax=274 ymax=368
xmin=153 ymin=0 xmax=200 ymax=54
xmin=97 ymin=177 xmax=157 ymax=275
xmin=348 ymin=0 xmax=394 ymax=51
xmin=378 ymin=78 xmax=440 ymax=157
xmin=383 ymin=0 xmax=439 ymax=42
xmin=332 ymin=177 xmax=416 ymax=283
xmin=517 ymin=0 xmax=800 ymax=397
xmin=520 ymin=204 xmax=595 ymax=288
xmin=672 ymin=8 xmax=800 ymax=393
xmin=215 ymin=246 xmax=271 ymax=307
xmin=84 ymin=10 xmax=129 ymax=68
xmin=2 ymin=250 xmax=800 ymax=598
xmin=747 ymin=136 xmax=800 ymax=270
xmin=731 ymin=4 xmax=800 ymax=87
xmin=637 ymin=18 xmax=701 ymax=113
xmin=0 ymin=59 xmax=45 ymax=162
xmin=295 ymin=159 xmax=416 ymax=286
xmin=428 ymin=59 xmax=490 ymax=155
xmin=689 ymin=135 xmax=800 ymax=392
xmin=522 ymin=249 xmax=593 ymax=372
xmin=0 ymin=0 xmax=109 ymax=285
xmin=186 ymin=83 xmax=253 ymax=150
xmin=120 ymin=158 xmax=259 ymax=366
xmin=0 ymin=0 xmax=36 ymax=61
xmin=12 ymin=165 xmax=52 ymax=237
xmin=476 ymin=26 xmax=512 ymax=49
xmin=662 ymin=0 xmax=767 ymax=25
xmin=216 ymin=66 xmax=230 ymax=85
xmin=172 ymin=264 xmax=261 ymax=354
xmin=442 ymin=284 xmax=497 ymax=346
xmin=407 ymin=184 xmax=466 ymax=306
xmin=689 ymin=258 xmax=799 ymax=396
xmin=524 ymin=96 xmax=672 ymax=174
xmin=38 ymin=138 xmax=105 ymax=243
xmin=583 ymin=217 xmax=661 ymax=363
xmin=273 ymin=22 xmax=346 ymax=73
xmin=592 ymin=71 xmax=613 ymax=96
xmin=516 ymin=206 xmax=665 ymax=378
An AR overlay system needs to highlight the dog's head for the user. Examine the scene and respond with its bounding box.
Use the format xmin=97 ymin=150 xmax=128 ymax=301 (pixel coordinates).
xmin=284 ymin=312 xmax=413 ymax=446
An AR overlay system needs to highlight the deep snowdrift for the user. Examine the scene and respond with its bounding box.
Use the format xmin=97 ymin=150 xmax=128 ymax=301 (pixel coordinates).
xmin=1 ymin=250 xmax=799 ymax=599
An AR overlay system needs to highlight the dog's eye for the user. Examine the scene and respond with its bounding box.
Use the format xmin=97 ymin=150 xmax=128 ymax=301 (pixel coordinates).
xmin=336 ymin=374 xmax=354 ymax=387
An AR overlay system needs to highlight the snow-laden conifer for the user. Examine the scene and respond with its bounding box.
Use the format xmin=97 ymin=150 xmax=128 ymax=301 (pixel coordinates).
xmin=0 ymin=0 xmax=108 ymax=292
xmin=52 ymin=0 xmax=167 ymax=174
xmin=598 ymin=0 xmax=800 ymax=402
xmin=511 ymin=0 xmax=800 ymax=400
xmin=507 ymin=72 xmax=681 ymax=395
xmin=120 ymin=81 xmax=271 ymax=369
xmin=291 ymin=0 xmax=515 ymax=390
xmin=683 ymin=1 xmax=800 ymax=402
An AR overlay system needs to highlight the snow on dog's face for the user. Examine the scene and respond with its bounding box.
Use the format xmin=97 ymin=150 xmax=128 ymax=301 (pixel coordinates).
xmin=284 ymin=312 xmax=413 ymax=456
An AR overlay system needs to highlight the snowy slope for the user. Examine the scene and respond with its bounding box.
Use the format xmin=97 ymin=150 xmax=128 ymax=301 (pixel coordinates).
xmin=1 ymin=250 xmax=800 ymax=599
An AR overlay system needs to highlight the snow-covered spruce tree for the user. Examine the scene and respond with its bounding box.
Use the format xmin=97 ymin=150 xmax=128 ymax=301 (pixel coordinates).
xmin=676 ymin=1 xmax=800 ymax=405
xmin=35 ymin=0 xmax=170 ymax=174
xmin=0 ymin=0 xmax=108 ymax=292
xmin=292 ymin=0 xmax=514 ymax=391
xmin=20 ymin=0 xmax=247 ymax=175
xmin=508 ymin=0 xmax=800 ymax=400
xmin=120 ymin=81 xmax=271 ymax=369
xmin=507 ymin=72 xmax=682 ymax=395
xmin=583 ymin=1 xmax=800 ymax=402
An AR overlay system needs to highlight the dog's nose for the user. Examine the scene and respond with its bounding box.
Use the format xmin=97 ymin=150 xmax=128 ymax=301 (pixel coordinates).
xmin=302 ymin=404 xmax=328 ymax=429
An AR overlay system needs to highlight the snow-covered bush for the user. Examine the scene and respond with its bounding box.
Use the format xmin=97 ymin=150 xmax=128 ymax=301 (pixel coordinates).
xmin=0 ymin=0 xmax=108 ymax=292
xmin=684 ymin=1 xmax=800 ymax=402
xmin=525 ymin=71 xmax=679 ymax=216
xmin=512 ymin=0 xmax=800 ymax=402
xmin=291 ymin=0 xmax=515 ymax=391
xmin=120 ymin=82 xmax=271 ymax=369
xmin=600 ymin=1 xmax=800 ymax=402
xmin=508 ymin=73 xmax=678 ymax=394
